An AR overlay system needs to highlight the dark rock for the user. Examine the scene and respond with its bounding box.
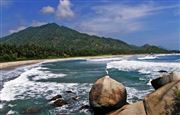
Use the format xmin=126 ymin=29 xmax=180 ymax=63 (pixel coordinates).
xmin=49 ymin=95 xmax=62 ymax=101
xmin=66 ymin=91 xmax=74 ymax=94
xmin=52 ymin=99 xmax=67 ymax=107
xmin=144 ymin=81 xmax=180 ymax=115
xmin=151 ymin=72 xmax=180 ymax=89
xmin=23 ymin=107 xmax=41 ymax=114
xmin=89 ymin=76 xmax=127 ymax=113
xmin=79 ymin=105 xmax=90 ymax=110
xmin=158 ymin=70 xmax=167 ymax=73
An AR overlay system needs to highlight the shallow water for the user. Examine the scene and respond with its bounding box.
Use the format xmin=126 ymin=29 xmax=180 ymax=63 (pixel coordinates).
xmin=0 ymin=54 xmax=180 ymax=114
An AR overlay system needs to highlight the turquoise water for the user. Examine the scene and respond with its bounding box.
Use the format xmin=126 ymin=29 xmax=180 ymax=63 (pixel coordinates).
xmin=0 ymin=54 xmax=180 ymax=114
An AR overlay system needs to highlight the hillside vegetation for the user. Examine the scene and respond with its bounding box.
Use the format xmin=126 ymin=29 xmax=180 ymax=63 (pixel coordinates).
xmin=0 ymin=23 xmax=169 ymax=62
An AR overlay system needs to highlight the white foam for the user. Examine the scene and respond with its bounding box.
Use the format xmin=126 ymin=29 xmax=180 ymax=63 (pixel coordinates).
xmin=0 ymin=66 xmax=92 ymax=101
xmin=126 ymin=87 xmax=153 ymax=103
xmin=28 ymin=67 xmax=66 ymax=81
xmin=147 ymin=79 xmax=152 ymax=86
xmin=7 ymin=110 xmax=17 ymax=115
xmin=86 ymin=57 xmax=122 ymax=62
xmin=138 ymin=55 xmax=158 ymax=60
xmin=156 ymin=53 xmax=180 ymax=56
xmin=0 ymin=103 xmax=4 ymax=109
xmin=107 ymin=60 xmax=180 ymax=77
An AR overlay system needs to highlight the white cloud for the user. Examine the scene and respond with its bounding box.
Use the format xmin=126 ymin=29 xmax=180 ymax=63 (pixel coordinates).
xmin=9 ymin=26 xmax=26 ymax=34
xmin=41 ymin=6 xmax=55 ymax=14
xmin=40 ymin=0 xmax=74 ymax=19
xmin=56 ymin=0 xmax=74 ymax=18
xmin=32 ymin=21 xmax=47 ymax=27
xmin=78 ymin=3 xmax=179 ymax=36
xmin=9 ymin=21 xmax=47 ymax=34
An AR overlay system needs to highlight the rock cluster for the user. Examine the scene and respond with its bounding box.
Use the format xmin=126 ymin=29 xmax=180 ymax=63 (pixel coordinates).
xmin=89 ymin=72 xmax=180 ymax=115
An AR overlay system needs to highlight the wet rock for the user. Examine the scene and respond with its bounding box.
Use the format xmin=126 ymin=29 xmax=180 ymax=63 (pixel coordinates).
xmin=79 ymin=105 xmax=90 ymax=110
xmin=23 ymin=107 xmax=41 ymax=114
xmin=49 ymin=95 xmax=62 ymax=101
xmin=151 ymin=72 xmax=180 ymax=89
xmin=158 ymin=70 xmax=167 ymax=73
xmin=66 ymin=90 xmax=76 ymax=95
xmin=144 ymin=81 xmax=180 ymax=115
xmin=89 ymin=76 xmax=127 ymax=113
xmin=52 ymin=98 xmax=68 ymax=107
xmin=66 ymin=90 xmax=75 ymax=94
xmin=108 ymin=101 xmax=146 ymax=115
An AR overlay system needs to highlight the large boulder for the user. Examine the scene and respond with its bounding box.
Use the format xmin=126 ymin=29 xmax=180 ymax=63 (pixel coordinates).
xmin=89 ymin=76 xmax=127 ymax=113
xmin=108 ymin=101 xmax=146 ymax=115
xmin=144 ymin=80 xmax=180 ymax=115
xmin=151 ymin=72 xmax=180 ymax=89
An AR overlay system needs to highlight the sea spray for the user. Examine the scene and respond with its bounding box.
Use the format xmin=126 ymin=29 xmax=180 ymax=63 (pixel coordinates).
xmin=105 ymin=68 xmax=109 ymax=75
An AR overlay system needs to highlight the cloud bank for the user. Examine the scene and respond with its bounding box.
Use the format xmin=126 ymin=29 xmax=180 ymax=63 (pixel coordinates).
xmin=78 ymin=3 xmax=179 ymax=36
xmin=40 ymin=0 xmax=74 ymax=19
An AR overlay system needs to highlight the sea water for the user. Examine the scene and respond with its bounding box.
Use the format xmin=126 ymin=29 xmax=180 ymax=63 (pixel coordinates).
xmin=0 ymin=54 xmax=180 ymax=114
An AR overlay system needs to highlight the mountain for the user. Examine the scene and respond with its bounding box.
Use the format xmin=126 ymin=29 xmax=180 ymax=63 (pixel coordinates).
xmin=0 ymin=23 xmax=169 ymax=61
xmin=1 ymin=23 xmax=134 ymax=50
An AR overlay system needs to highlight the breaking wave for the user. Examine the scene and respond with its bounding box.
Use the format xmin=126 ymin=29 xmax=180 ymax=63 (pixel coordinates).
xmin=106 ymin=60 xmax=180 ymax=78
xmin=138 ymin=55 xmax=158 ymax=60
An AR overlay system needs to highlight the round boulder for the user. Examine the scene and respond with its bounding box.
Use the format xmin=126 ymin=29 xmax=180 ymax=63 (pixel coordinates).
xmin=89 ymin=76 xmax=127 ymax=113
xmin=151 ymin=72 xmax=180 ymax=89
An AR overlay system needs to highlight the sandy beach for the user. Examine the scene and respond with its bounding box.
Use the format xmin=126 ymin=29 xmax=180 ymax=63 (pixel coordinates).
xmin=0 ymin=55 xmax=121 ymax=70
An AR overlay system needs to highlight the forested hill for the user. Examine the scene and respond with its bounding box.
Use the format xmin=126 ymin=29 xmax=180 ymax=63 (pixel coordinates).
xmin=0 ymin=23 xmax=169 ymax=62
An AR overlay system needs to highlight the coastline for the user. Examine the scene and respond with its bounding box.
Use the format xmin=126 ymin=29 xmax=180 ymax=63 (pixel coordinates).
xmin=0 ymin=55 xmax=120 ymax=70
xmin=1 ymin=53 xmax=178 ymax=70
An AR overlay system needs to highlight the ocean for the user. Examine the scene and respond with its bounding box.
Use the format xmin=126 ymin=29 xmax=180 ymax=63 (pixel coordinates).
xmin=0 ymin=54 xmax=180 ymax=114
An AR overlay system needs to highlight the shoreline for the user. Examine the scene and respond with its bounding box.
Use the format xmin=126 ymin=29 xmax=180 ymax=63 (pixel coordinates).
xmin=0 ymin=55 xmax=120 ymax=70
xmin=1 ymin=53 xmax=179 ymax=70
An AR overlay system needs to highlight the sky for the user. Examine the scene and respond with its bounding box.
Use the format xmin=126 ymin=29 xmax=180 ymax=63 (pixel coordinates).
xmin=0 ymin=0 xmax=180 ymax=50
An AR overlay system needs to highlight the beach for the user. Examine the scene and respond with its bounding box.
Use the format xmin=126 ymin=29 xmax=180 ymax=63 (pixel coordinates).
xmin=0 ymin=55 xmax=121 ymax=70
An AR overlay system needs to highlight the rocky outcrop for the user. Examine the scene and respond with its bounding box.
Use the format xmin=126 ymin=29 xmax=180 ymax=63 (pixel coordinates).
xmin=89 ymin=72 xmax=180 ymax=114
xmin=151 ymin=72 xmax=180 ymax=89
xmin=144 ymin=80 xmax=180 ymax=115
xmin=109 ymin=101 xmax=146 ymax=115
xmin=89 ymin=76 xmax=127 ymax=113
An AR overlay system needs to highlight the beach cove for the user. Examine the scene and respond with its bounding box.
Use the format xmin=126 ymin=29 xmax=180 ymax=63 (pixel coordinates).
xmin=0 ymin=54 xmax=180 ymax=114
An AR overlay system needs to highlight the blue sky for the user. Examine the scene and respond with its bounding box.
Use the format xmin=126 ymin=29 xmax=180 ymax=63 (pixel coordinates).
xmin=1 ymin=0 xmax=180 ymax=50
